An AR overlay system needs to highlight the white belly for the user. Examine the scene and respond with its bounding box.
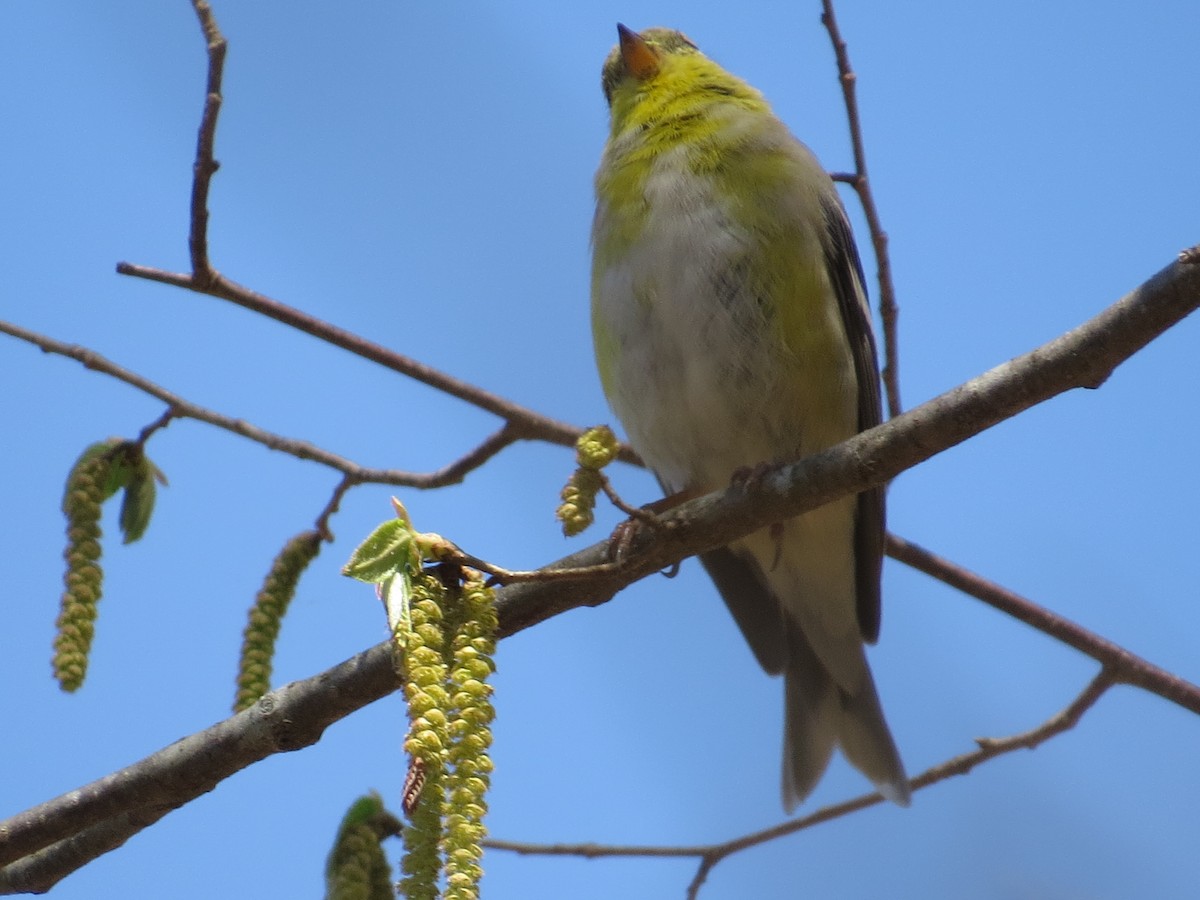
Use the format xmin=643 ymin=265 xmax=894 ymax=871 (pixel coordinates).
xmin=593 ymin=158 xmax=857 ymax=494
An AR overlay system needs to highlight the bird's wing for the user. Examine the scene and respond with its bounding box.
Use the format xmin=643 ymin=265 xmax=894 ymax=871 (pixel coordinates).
xmin=698 ymin=547 xmax=787 ymax=673
xmin=821 ymin=194 xmax=886 ymax=644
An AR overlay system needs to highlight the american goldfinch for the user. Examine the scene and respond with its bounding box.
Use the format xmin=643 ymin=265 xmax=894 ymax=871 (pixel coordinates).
xmin=591 ymin=24 xmax=909 ymax=809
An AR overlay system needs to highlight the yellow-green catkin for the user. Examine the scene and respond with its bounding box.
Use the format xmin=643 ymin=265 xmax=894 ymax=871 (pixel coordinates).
xmin=441 ymin=570 xmax=497 ymax=900
xmin=326 ymin=824 xmax=393 ymax=900
xmin=233 ymin=530 xmax=323 ymax=712
xmin=576 ymin=424 xmax=620 ymax=470
xmin=557 ymin=468 xmax=604 ymax=537
xmin=53 ymin=442 xmax=118 ymax=691
xmin=397 ymin=571 xmax=452 ymax=900
xmin=325 ymin=793 xmax=401 ymax=900
xmin=556 ymin=425 xmax=620 ymax=537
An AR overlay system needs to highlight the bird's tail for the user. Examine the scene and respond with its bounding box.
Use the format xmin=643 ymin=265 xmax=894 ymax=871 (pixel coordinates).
xmin=782 ymin=629 xmax=910 ymax=811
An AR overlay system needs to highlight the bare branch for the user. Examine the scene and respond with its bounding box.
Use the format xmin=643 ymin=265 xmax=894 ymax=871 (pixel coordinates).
xmin=481 ymin=670 xmax=1117 ymax=900
xmin=113 ymin=263 xmax=626 ymax=466
xmin=114 ymin=0 xmax=639 ymax=468
xmin=0 ymin=642 xmax=399 ymax=890
xmin=417 ymin=423 xmax=527 ymax=489
xmin=187 ymin=0 xmax=225 ymax=280
xmin=821 ymin=0 xmax=903 ymax=418
xmin=0 ymin=319 xmax=525 ymax=490
xmin=887 ymin=535 xmax=1200 ymax=714
xmin=133 ymin=406 xmax=181 ymax=447
xmin=3 ymin=250 xmax=1196 ymax=888
xmin=497 ymin=251 xmax=1200 ymax=632
xmin=0 ymin=808 xmax=174 ymax=895
xmin=313 ymin=475 xmax=355 ymax=541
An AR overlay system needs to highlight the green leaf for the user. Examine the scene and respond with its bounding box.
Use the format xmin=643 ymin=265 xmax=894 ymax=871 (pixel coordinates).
xmin=342 ymin=518 xmax=418 ymax=583
xmin=380 ymin=573 xmax=412 ymax=640
xmin=103 ymin=441 xmax=141 ymax=496
xmin=119 ymin=456 xmax=161 ymax=544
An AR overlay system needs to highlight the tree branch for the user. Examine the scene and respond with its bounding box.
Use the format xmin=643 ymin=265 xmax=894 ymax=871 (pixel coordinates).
xmin=0 ymin=644 xmax=398 ymax=892
xmin=187 ymin=0 xmax=225 ymax=279
xmin=113 ymin=262 xmax=631 ymax=464
xmin=822 ymin=0 xmax=903 ymax=418
xmin=0 ymin=319 xmax=526 ymax=490
xmin=480 ymin=670 xmax=1117 ymax=900
xmin=112 ymin=1 xmax=640 ymax=468
xmin=3 ymin=250 xmax=1197 ymax=890
xmin=8 ymin=2 xmax=1200 ymax=891
xmin=496 ymin=250 xmax=1200 ymax=633
xmin=886 ymin=535 xmax=1200 ymax=713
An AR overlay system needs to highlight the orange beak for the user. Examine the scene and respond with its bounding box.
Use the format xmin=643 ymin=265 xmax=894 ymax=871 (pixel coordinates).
xmin=616 ymin=23 xmax=659 ymax=81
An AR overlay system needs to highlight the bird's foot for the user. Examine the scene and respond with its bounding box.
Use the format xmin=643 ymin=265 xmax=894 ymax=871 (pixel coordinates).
xmin=604 ymin=487 xmax=699 ymax=574
xmin=730 ymin=464 xmax=787 ymax=571
xmin=730 ymin=460 xmax=779 ymax=490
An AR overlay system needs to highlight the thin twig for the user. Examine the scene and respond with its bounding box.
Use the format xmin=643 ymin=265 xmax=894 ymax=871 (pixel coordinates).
xmin=114 ymin=263 xmax=629 ymax=464
xmin=821 ymin=0 xmax=903 ymax=418
xmin=887 ymin=535 xmax=1200 ymax=714
xmin=188 ymin=0 xmax=225 ymax=280
xmin=599 ymin=476 xmax=664 ymax=526
xmin=451 ymin=551 xmax=624 ymax=587
xmin=112 ymin=1 xmax=639 ymax=467
xmin=0 ymin=319 xmax=522 ymax=491
xmin=4 ymin=0 xmax=1199 ymax=889
xmin=683 ymin=669 xmax=1116 ymax=896
xmin=134 ymin=407 xmax=181 ymax=447
xmin=6 ymin=224 xmax=1197 ymax=892
xmin=422 ymin=423 xmax=527 ymax=487
xmin=481 ymin=670 xmax=1117 ymax=900
xmin=313 ymin=475 xmax=356 ymax=541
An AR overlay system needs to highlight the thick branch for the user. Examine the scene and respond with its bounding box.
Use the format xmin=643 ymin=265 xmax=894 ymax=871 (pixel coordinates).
xmin=2 ymin=253 xmax=1198 ymax=889
xmin=497 ymin=252 xmax=1200 ymax=633
xmin=0 ymin=644 xmax=397 ymax=891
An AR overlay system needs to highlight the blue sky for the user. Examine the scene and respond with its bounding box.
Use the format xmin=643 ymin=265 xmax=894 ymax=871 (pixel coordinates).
xmin=4 ymin=2 xmax=1199 ymax=898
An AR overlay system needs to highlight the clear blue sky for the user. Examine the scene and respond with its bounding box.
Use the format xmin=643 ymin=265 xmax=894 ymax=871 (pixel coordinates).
xmin=4 ymin=2 xmax=1199 ymax=898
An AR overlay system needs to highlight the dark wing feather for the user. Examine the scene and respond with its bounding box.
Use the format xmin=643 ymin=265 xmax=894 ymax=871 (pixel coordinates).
xmin=698 ymin=548 xmax=786 ymax=674
xmin=652 ymin=471 xmax=787 ymax=674
xmin=821 ymin=195 xmax=886 ymax=644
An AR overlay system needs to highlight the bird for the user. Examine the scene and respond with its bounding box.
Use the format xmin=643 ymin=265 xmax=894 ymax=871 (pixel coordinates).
xmin=590 ymin=24 xmax=910 ymax=810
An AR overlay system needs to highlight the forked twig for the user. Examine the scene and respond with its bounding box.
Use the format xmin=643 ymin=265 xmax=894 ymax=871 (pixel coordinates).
xmin=0 ymin=319 xmax=512 ymax=490
xmin=3 ymin=0 xmax=1198 ymax=895
xmin=113 ymin=4 xmax=638 ymax=468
